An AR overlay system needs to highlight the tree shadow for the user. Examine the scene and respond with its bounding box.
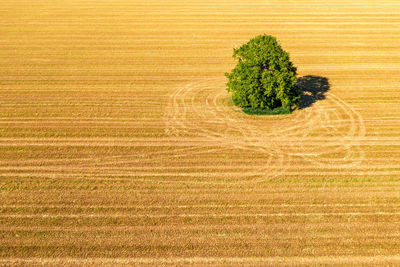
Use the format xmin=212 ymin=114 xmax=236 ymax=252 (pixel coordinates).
xmin=298 ymin=75 xmax=330 ymax=109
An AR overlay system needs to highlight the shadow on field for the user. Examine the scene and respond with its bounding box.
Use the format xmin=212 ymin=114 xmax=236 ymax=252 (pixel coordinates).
xmin=298 ymin=75 xmax=330 ymax=109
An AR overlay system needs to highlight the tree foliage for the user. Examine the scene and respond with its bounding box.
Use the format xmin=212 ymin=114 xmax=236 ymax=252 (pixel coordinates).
xmin=225 ymin=34 xmax=300 ymax=110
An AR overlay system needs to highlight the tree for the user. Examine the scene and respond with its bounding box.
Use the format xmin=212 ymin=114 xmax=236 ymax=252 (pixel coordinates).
xmin=225 ymin=34 xmax=300 ymax=111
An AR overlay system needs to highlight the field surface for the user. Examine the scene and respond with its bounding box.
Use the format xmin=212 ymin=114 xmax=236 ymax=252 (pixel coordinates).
xmin=1 ymin=0 xmax=400 ymax=265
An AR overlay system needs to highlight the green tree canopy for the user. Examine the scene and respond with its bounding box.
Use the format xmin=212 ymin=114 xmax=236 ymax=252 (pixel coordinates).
xmin=225 ymin=34 xmax=300 ymax=110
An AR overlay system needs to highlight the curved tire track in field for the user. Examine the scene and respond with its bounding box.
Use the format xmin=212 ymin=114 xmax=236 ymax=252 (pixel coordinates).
xmin=285 ymin=91 xmax=366 ymax=168
xmin=164 ymin=77 xmax=365 ymax=182
xmin=165 ymin=78 xmax=286 ymax=182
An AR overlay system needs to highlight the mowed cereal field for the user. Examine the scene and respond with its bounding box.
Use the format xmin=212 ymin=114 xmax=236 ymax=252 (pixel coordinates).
xmin=1 ymin=0 xmax=400 ymax=265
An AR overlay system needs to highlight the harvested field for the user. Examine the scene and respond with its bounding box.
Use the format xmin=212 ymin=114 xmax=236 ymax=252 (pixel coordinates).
xmin=1 ymin=0 xmax=400 ymax=265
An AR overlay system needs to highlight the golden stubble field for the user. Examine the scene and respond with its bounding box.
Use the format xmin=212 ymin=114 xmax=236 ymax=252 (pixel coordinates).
xmin=1 ymin=0 xmax=400 ymax=265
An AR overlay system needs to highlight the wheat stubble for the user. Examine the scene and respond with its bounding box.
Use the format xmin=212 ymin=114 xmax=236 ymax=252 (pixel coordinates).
xmin=1 ymin=0 xmax=400 ymax=265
